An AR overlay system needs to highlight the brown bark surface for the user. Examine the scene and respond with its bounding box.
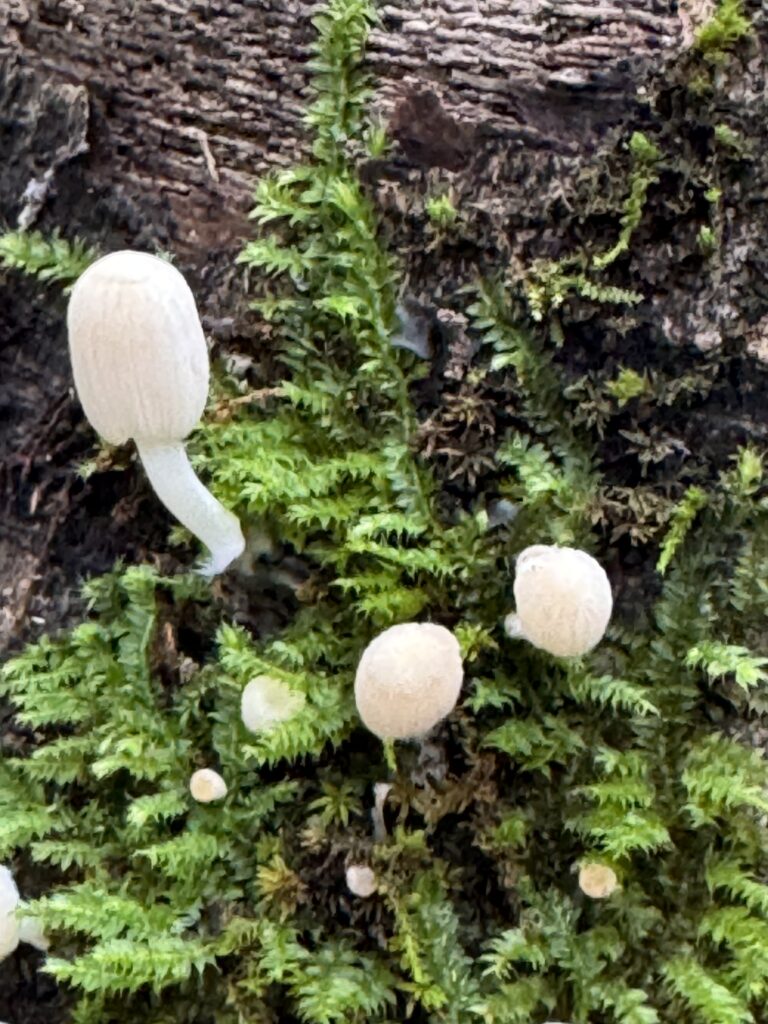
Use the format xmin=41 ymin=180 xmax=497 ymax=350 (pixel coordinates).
xmin=2 ymin=0 xmax=684 ymax=248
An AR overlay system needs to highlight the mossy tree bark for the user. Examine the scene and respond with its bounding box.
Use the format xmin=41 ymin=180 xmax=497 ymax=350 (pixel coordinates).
xmin=0 ymin=0 xmax=695 ymax=652
xmin=1 ymin=0 xmax=766 ymax=643
xmin=1 ymin=0 xmax=685 ymax=249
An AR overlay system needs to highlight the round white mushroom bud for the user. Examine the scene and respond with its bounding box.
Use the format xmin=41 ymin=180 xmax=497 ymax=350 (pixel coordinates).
xmin=67 ymin=250 xmax=245 ymax=576
xmin=240 ymin=675 xmax=306 ymax=734
xmin=578 ymin=862 xmax=619 ymax=899
xmin=0 ymin=867 xmax=20 ymax=960
xmin=345 ymin=864 xmax=377 ymax=898
xmin=505 ymin=544 xmax=612 ymax=657
xmin=189 ymin=768 xmax=228 ymax=803
xmin=354 ymin=622 xmax=463 ymax=740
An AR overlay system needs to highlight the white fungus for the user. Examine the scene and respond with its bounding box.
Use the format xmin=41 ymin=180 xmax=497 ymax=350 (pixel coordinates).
xmin=189 ymin=768 xmax=228 ymax=803
xmin=0 ymin=866 xmax=48 ymax=960
xmin=354 ymin=622 xmax=463 ymax=740
xmin=578 ymin=862 xmax=619 ymax=899
xmin=345 ymin=864 xmax=377 ymax=898
xmin=67 ymin=250 xmax=245 ymax=576
xmin=504 ymin=544 xmax=612 ymax=658
xmin=0 ymin=867 xmax=20 ymax=960
xmin=240 ymin=675 xmax=306 ymax=734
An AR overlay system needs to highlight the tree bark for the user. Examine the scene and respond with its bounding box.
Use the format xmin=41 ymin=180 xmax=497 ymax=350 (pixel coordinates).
xmin=1 ymin=0 xmax=685 ymax=249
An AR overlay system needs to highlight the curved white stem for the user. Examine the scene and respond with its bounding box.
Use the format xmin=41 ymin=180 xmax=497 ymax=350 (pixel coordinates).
xmin=136 ymin=440 xmax=245 ymax=576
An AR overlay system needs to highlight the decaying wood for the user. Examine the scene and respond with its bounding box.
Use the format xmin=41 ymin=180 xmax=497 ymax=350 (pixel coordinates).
xmin=1 ymin=0 xmax=686 ymax=247
xmin=372 ymin=2 xmax=681 ymax=145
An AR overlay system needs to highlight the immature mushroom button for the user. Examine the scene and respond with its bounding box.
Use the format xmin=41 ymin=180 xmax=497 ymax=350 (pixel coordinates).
xmin=354 ymin=622 xmax=463 ymax=741
xmin=240 ymin=675 xmax=305 ymax=733
xmin=189 ymin=768 xmax=228 ymax=803
xmin=0 ymin=867 xmax=48 ymax=958
xmin=504 ymin=544 xmax=612 ymax=658
xmin=18 ymin=915 xmax=49 ymax=952
xmin=0 ymin=867 xmax=20 ymax=960
xmin=346 ymin=864 xmax=377 ymax=897
xmin=66 ymin=250 xmax=245 ymax=576
xmin=578 ymin=862 xmax=619 ymax=899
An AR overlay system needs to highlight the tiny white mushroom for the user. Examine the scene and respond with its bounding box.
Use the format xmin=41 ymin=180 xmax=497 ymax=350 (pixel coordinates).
xmin=354 ymin=622 xmax=463 ymax=741
xmin=578 ymin=862 xmax=619 ymax=899
xmin=240 ymin=675 xmax=305 ymax=734
xmin=189 ymin=768 xmax=228 ymax=803
xmin=345 ymin=864 xmax=377 ymax=898
xmin=505 ymin=544 xmax=612 ymax=658
xmin=0 ymin=867 xmax=20 ymax=960
xmin=0 ymin=867 xmax=49 ymax=958
xmin=67 ymin=250 xmax=245 ymax=576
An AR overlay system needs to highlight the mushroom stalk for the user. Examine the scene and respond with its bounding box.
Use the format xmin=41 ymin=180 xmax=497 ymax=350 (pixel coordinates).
xmin=137 ymin=440 xmax=244 ymax=576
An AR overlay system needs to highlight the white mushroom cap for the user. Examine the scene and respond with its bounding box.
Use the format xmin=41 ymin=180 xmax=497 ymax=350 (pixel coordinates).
xmin=240 ymin=675 xmax=305 ymax=734
xmin=189 ymin=768 xmax=228 ymax=803
xmin=507 ymin=544 xmax=612 ymax=657
xmin=578 ymin=862 xmax=619 ymax=899
xmin=354 ymin=622 xmax=463 ymax=740
xmin=67 ymin=250 xmax=209 ymax=445
xmin=345 ymin=864 xmax=377 ymax=898
xmin=0 ymin=866 xmax=20 ymax=960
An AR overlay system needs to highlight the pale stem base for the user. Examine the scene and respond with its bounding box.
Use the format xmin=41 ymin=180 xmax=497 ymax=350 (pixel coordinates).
xmin=137 ymin=440 xmax=245 ymax=576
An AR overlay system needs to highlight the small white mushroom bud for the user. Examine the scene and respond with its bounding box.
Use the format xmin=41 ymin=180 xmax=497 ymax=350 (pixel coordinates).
xmin=0 ymin=867 xmax=20 ymax=960
xmin=67 ymin=250 xmax=245 ymax=576
xmin=345 ymin=864 xmax=377 ymax=898
xmin=505 ymin=544 xmax=612 ymax=657
xmin=354 ymin=622 xmax=463 ymax=741
xmin=578 ymin=862 xmax=619 ymax=899
xmin=189 ymin=768 xmax=228 ymax=803
xmin=240 ymin=675 xmax=306 ymax=734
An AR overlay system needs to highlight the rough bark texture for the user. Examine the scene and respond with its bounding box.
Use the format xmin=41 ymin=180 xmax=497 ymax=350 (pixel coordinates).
xmin=2 ymin=0 xmax=686 ymax=249
xmin=372 ymin=1 xmax=681 ymax=144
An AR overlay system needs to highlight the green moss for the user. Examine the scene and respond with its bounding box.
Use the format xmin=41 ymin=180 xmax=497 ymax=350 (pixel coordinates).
xmin=425 ymin=193 xmax=459 ymax=229
xmin=605 ymin=367 xmax=651 ymax=408
xmin=698 ymin=223 xmax=717 ymax=253
xmin=592 ymin=132 xmax=660 ymax=271
xmin=695 ymin=0 xmax=752 ymax=60
xmin=0 ymin=229 xmax=97 ymax=289
xmin=523 ymin=130 xmax=660 ymax=319
xmin=714 ymin=122 xmax=745 ymax=152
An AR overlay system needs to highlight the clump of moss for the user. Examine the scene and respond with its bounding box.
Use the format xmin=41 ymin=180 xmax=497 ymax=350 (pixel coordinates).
xmin=425 ymin=193 xmax=459 ymax=230
xmin=695 ymin=0 xmax=752 ymax=60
